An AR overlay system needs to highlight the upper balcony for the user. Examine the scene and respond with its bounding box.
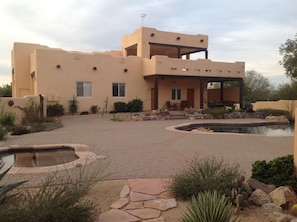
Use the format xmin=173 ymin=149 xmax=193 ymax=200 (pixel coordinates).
xmin=142 ymin=55 xmax=245 ymax=79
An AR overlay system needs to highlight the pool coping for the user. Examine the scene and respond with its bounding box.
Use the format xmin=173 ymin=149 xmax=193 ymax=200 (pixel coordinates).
xmin=0 ymin=143 xmax=106 ymax=174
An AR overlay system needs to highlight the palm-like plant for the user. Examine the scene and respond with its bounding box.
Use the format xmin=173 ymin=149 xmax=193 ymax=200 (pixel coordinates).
xmin=0 ymin=164 xmax=28 ymax=204
xmin=180 ymin=190 xmax=237 ymax=222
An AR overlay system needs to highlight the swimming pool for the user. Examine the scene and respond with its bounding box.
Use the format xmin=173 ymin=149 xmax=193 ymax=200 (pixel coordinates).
xmin=175 ymin=122 xmax=294 ymax=136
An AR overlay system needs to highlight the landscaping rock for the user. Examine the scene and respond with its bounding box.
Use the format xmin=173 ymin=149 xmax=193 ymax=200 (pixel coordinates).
xmin=267 ymin=211 xmax=293 ymax=222
xmin=261 ymin=203 xmax=282 ymax=213
xmin=126 ymin=208 xmax=161 ymax=220
xmin=269 ymin=186 xmax=297 ymax=209
xmin=130 ymin=191 xmax=157 ymax=202
xmin=120 ymin=185 xmax=130 ymax=198
xmin=111 ymin=198 xmax=129 ymax=209
xmin=144 ymin=198 xmax=177 ymax=211
xmin=249 ymin=189 xmax=271 ymax=206
xmin=247 ymin=178 xmax=275 ymax=194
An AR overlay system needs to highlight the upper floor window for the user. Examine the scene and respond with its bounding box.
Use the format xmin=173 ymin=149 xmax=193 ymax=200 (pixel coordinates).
xmin=77 ymin=82 xmax=92 ymax=97
xmin=112 ymin=83 xmax=125 ymax=97
xmin=172 ymin=88 xmax=181 ymax=100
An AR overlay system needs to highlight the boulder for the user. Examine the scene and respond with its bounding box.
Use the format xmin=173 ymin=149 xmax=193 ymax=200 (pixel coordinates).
xmin=269 ymin=186 xmax=297 ymax=209
xmin=265 ymin=115 xmax=289 ymax=123
xmin=249 ymin=189 xmax=271 ymax=206
xmin=247 ymin=178 xmax=275 ymax=194
xmin=261 ymin=203 xmax=282 ymax=213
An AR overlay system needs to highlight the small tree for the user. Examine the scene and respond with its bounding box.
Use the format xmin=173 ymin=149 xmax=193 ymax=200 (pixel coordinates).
xmin=244 ymin=70 xmax=273 ymax=103
xmin=279 ymin=33 xmax=297 ymax=80
xmin=69 ymin=96 xmax=78 ymax=115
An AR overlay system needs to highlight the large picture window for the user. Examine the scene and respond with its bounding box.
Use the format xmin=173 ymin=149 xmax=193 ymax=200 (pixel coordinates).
xmin=112 ymin=83 xmax=125 ymax=97
xmin=172 ymin=88 xmax=181 ymax=100
xmin=77 ymin=82 xmax=92 ymax=97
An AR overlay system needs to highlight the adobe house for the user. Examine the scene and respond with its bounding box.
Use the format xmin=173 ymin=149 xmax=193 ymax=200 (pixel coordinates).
xmin=11 ymin=27 xmax=245 ymax=113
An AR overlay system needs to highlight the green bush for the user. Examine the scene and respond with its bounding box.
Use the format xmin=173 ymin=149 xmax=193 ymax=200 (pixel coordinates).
xmin=0 ymin=112 xmax=16 ymax=128
xmin=114 ymin=102 xmax=127 ymax=112
xmin=46 ymin=103 xmax=64 ymax=117
xmin=127 ymin=98 xmax=143 ymax=112
xmin=17 ymin=98 xmax=41 ymax=124
xmin=202 ymin=108 xmax=230 ymax=117
xmin=180 ymin=190 xmax=237 ymax=222
xmin=0 ymin=124 xmax=7 ymax=140
xmin=69 ymin=96 xmax=78 ymax=115
xmin=251 ymin=155 xmax=297 ymax=191
xmin=170 ymin=156 xmax=242 ymax=200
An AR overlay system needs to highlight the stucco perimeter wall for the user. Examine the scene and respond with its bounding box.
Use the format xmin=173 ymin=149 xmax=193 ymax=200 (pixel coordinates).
xmin=34 ymin=48 xmax=149 ymax=112
xmin=0 ymin=96 xmax=41 ymax=125
xmin=253 ymin=100 xmax=297 ymax=117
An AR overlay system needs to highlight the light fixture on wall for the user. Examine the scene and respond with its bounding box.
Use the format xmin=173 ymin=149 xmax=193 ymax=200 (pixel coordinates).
xmin=93 ymin=66 xmax=97 ymax=71
xmin=56 ymin=64 xmax=61 ymax=69
xmin=176 ymin=37 xmax=180 ymax=40
xmin=124 ymin=68 xmax=128 ymax=72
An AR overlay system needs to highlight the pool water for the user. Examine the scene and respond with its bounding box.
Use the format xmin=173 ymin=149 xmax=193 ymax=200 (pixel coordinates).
xmin=0 ymin=148 xmax=78 ymax=168
xmin=176 ymin=123 xmax=294 ymax=136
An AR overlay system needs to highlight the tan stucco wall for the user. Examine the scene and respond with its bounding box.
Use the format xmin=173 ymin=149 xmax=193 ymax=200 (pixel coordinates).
xmin=122 ymin=27 xmax=208 ymax=59
xmin=12 ymin=43 xmax=48 ymax=97
xmin=253 ymin=100 xmax=297 ymax=117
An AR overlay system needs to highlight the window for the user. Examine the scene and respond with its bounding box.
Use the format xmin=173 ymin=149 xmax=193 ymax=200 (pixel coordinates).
xmin=112 ymin=83 xmax=125 ymax=97
xmin=77 ymin=82 xmax=92 ymax=97
xmin=172 ymin=88 xmax=181 ymax=100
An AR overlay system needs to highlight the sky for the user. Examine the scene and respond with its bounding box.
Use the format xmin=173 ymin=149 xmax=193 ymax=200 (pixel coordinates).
xmin=0 ymin=0 xmax=296 ymax=87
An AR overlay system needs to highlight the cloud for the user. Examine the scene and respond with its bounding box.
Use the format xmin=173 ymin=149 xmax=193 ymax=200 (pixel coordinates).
xmin=0 ymin=0 xmax=296 ymax=85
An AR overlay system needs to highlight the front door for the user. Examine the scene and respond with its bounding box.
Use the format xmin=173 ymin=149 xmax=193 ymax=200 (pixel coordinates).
xmin=187 ymin=88 xmax=194 ymax=108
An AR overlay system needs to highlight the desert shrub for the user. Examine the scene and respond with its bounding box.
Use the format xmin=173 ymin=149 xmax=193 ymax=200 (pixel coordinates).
xmin=0 ymin=124 xmax=7 ymax=140
xmin=0 ymin=112 xmax=16 ymax=129
xmin=251 ymin=155 xmax=297 ymax=191
xmin=180 ymin=190 xmax=237 ymax=222
xmin=0 ymin=176 xmax=97 ymax=222
xmin=127 ymin=98 xmax=143 ymax=112
xmin=0 ymin=164 xmax=28 ymax=206
xmin=0 ymin=159 xmax=107 ymax=222
xmin=114 ymin=102 xmax=127 ymax=112
xmin=17 ymin=98 xmax=41 ymax=124
xmin=202 ymin=108 xmax=230 ymax=118
xmin=69 ymin=96 xmax=78 ymax=115
xmin=170 ymin=156 xmax=242 ymax=200
xmin=46 ymin=103 xmax=64 ymax=117
xmin=90 ymin=105 xmax=99 ymax=114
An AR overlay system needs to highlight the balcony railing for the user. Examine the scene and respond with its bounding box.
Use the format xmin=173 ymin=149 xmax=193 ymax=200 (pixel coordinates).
xmin=142 ymin=55 xmax=245 ymax=78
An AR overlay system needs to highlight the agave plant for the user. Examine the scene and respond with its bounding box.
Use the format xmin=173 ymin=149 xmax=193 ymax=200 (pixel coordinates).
xmin=180 ymin=190 xmax=238 ymax=222
xmin=0 ymin=163 xmax=28 ymax=205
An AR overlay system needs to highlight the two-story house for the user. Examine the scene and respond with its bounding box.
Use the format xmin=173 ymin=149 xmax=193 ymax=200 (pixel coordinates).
xmin=11 ymin=27 xmax=245 ymax=113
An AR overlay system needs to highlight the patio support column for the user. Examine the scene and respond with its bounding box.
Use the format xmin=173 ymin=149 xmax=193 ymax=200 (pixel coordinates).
xmin=220 ymin=81 xmax=224 ymax=103
xmin=239 ymin=79 xmax=244 ymax=108
xmin=200 ymin=79 xmax=204 ymax=109
xmin=205 ymin=50 xmax=208 ymax=59
xmin=154 ymin=75 xmax=159 ymax=109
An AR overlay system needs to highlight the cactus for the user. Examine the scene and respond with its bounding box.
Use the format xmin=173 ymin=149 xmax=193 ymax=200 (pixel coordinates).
xmin=225 ymin=176 xmax=249 ymax=213
xmin=290 ymin=204 xmax=297 ymax=216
